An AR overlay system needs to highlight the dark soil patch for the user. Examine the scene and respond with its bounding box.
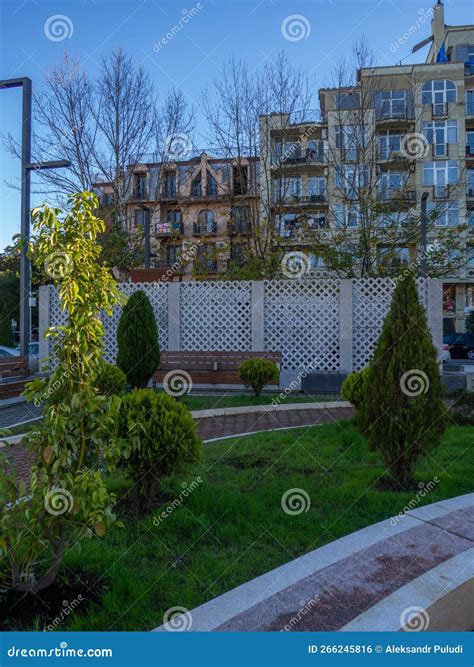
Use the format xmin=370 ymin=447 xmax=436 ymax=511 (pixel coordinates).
xmin=374 ymin=476 xmax=431 ymax=493
xmin=0 ymin=570 xmax=106 ymax=631
xmin=225 ymin=457 xmax=270 ymax=470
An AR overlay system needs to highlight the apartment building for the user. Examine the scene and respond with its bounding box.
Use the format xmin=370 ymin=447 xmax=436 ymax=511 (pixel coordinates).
xmin=260 ymin=0 xmax=474 ymax=332
xmin=97 ymin=152 xmax=258 ymax=281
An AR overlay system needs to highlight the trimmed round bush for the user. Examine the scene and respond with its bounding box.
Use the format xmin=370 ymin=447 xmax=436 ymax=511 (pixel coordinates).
xmin=95 ymin=361 xmax=127 ymax=395
xmin=117 ymin=290 xmax=161 ymax=388
xmin=341 ymin=368 xmax=369 ymax=409
xmin=238 ymin=357 xmax=279 ymax=396
xmin=114 ymin=389 xmax=201 ymax=512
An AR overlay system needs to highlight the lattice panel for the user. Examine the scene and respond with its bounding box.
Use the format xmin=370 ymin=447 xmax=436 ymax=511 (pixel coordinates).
xmin=264 ymin=280 xmax=340 ymax=371
xmin=353 ymin=278 xmax=428 ymax=370
xmin=101 ymin=283 xmax=168 ymax=363
xmin=46 ymin=283 xmax=168 ymax=365
xmin=180 ymin=282 xmax=252 ymax=351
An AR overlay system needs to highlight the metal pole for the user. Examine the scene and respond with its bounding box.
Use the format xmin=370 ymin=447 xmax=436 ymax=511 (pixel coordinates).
xmin=144 ymin=207 xmax=151 ymax=268
xmin=20 ymin=78 xmax=32 ymax=358
xmin=420 ymin=191 xmax=429 ymax=279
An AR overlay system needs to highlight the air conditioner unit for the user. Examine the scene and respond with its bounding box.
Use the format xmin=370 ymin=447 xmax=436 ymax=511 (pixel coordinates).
xmin=468 ymin=269 xmax=474 ymax=277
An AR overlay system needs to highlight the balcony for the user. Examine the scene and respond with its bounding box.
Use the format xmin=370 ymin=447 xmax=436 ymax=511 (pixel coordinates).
xmin=155 ymin=221 xmax=184 ymax=236
xmin=193 ymin=221 xmax=217 ymax=236
xmin=228 ymin=221 xmax=252 ymax=234
xmin=130 ymin=187 xmax=149 ymax=201
xmin=378 ymin=149 xmax=408 ymax=163
xmin=151 ymin=260 xmax=183 ymax=275
xmin=161 ymin=187 xmax=178 ymax=200
xmin=379 ymin=189 xmax=416 ymax=203
xmin=375 ymin=107 xmax=411 ymax=125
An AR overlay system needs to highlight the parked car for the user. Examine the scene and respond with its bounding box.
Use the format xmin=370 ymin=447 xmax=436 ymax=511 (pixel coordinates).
xmin=13 ymin=342 xmax=39 ymax=373
xmin=443 ymin=333 xmax=474 ymax=360
xmin=441 ymin=344 xmax=451 ymax=363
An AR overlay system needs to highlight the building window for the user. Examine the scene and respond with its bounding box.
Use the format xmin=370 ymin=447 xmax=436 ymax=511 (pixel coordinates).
xmin=422 ymin=120 xmax=458 ymax=156
xmin=166 ymin=246 xmax=181 ymax=266
xmin=427 ymin=201 xmax=459 ymax=227
xmin=423 ymin=160 xmax=459 ymax=195
xmin=467 ymin=286 xmax=474 ymax=308
xmin=379 ymin=171 xmax=409 ymax=197
xmin=378 ymin=131 xmax=403 ymax=159
xmin=467 ymin=247 xmax=474 ymax=268
xmin=466 ymin=90 xmax=474 ymax=116
xmin=207 ymin=172 xmax=218 ymax=196
xmin=336 ymin=92 xmax=360 ymax=110
xmin=306 ymin=140 xmax=325 ymax=160
xmin=378 ymin=90 xmax=408 ymax=119
xmin=233 ymin=165 xmax=248 ymax=195
xmin=467 ymin=130 xmax=474 ymax=157
xmin=231 ymin=206 xmax=250 ymax=231
xmin=421 ymin=79 xmax=457 ymax=114
xmin=134 ymin=173 xmax=147 ymax=199
xmin=335 ymin=125 xmax=368 ymax=160
xmin=197 ymin=209 xmax=216 ymax=233
xmin=468 ymin=170 xmax=474 ymax=197
xmin=335 ymin=204 xmax=360 ymax=228
xmin=283 ymin=141 xmax=301 ymax=162
xmin=378 ymin=245 xmax=410 ymax=268
xmin=230 ymin=243 xmax=246 ymax=266
xmin=307 ymin=212 xmax=327 ymax=229
xmin=306 ymin=176 xmax=326 ymax=198
xmin=273 ymin=176 xmax=302 ymax=202
xmin=134 ymin=208 xmax=148 ymax=227
xmin=335 ymin=165 xmax=368 ymax=199
xmin=197 ymin=243 xmax=217 ymax=271
xmin=191 ymin=174 xmax=202 ymax=196
xmin=163 ymin=170 xmax=176 ymax=198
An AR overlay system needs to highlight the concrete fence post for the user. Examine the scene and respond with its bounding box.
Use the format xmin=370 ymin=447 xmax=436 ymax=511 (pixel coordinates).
xmin=38 ymin=284 xmax=50 ymax=369
xmin=339 ymin=279 xmax=353 ymax=374
xmin=251 ymin=281 xmax=265 ymax=351
xmin=426 ymin=278 xmax=444 ymax=359
xmin=167 ymin=282 xmax=181 ymax=351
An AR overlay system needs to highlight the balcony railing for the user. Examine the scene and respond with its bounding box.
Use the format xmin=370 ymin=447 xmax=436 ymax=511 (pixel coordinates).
xmin=131 ymin=187 xmax=149 ymax=201
xmin=379 ymin=189 xmax=416 ymax=203
xmin=151 ymin=260 xmax=183 ymax=274
xmin=193 ymin=221 xmax=217 ymax=236
xmin=376 ymin=106 xmax=409 ymax=122
xmin=155 ymin=222 xmax=184 ymax=236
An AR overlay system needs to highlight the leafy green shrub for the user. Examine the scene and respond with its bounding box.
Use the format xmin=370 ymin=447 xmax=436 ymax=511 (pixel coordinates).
xmin=238 ymin=358 xmax=279 ymax=396
xmin=447 ymin=388 xmax=474 ymax=425
xmin=341 ymin=368 xmax=369 ymax=408
xmin=358 ymin=275 xmax=446 ymax=489
xmin=113 ymin=389 xmax=201 ymax=512
xmin=117 ymin=290 xmax=160 ymax=388
xmin=95 ymin=361 xmax=127 ymax=395
xmin=0 ymin=192 xmax=124 ymax=594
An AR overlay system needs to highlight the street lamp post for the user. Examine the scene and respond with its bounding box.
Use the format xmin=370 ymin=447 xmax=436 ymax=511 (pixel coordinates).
xmin=0 ymin=77 xmax=70 ymax=358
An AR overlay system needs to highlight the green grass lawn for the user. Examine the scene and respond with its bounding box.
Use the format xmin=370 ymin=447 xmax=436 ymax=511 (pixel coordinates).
xmin=54 ymin=419 xmax=474 ymax=632
xmin=178 ymin=392 xmax=342 ymax=411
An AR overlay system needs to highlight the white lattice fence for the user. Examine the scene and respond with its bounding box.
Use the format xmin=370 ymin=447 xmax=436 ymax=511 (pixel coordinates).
xmin=45 ymin=283 xmax=168 ymax=364
xmin=180 ymin=281 xmax=252 ymax=351
xmin=264 ymin=280 xmax=341 ymax=371
xmin=352 ymin=278 xmax=428 ymax=370
xmin=41 ymin=277 xmax=440 ymax=380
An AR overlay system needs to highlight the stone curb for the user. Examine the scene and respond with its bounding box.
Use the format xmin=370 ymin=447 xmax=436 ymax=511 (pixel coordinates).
xmin=152 ymin=493 xmax=474 ymax=632
xmin=190 ymin=401 xmax=351 ymax=419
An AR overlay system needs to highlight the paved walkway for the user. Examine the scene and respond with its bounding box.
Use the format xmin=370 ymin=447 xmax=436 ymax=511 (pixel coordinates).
xmin=154 ymin=494 xmax=474 ymax=632
xmin=1 ymin=405 xmax=354 ymax=484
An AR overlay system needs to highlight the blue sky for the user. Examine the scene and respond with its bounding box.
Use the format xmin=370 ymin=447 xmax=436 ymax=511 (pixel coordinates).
xmin=0 ymin=0 xmax=472 ymax=250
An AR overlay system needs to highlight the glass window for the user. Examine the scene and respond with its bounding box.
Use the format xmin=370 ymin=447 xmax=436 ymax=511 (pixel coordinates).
xmin=336 ymin=92 xmax=360 ymax=109
xmin=423 ymin=160 xmax=459 ymax=193
xmin=422 ymin=120 xmax=457 ymax=155
xmin=379 ymin=131 xmax=402 ymax=159
xmin=468 ymin=170 xmax=474 ymax=196
xmin=191 ymin=174 xmax=202 ymax=196
xmin=380 ymin=90 xmax=408 ymax=118
xmin=308 ymin=253 xmax=325 ymax=269
xmin=163 ymin=170 xmax=176 ymax=197
xmin=207 ymin=172 xmax=218 ymax=195
xmin=421 ymin=80 xmax=456 ymax=114
xmin=306 ymin=176 xmax=326 ymax=197
xmin=466 ymin=90 xmax=474 ymax=116
xmin=427 ymin=201 xmax=459 ymax=226
xmin=467 ymin=247 xmax=474 ymax=267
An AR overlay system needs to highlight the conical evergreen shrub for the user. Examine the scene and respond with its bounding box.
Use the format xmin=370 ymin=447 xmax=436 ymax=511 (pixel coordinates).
xmin=117 ymin=290 xmax=160 ymax=388
xmin=0 ymin=303 xmax=13 ymax=347
xmin=358 ymin=275 xmax=446 ymax=489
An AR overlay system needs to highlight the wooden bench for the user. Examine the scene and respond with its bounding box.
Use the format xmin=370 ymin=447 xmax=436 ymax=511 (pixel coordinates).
xmin=0 ymin=356 xmax=30 ymax=401
xmin=153 ymin=351 xmax=282 ymax=387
